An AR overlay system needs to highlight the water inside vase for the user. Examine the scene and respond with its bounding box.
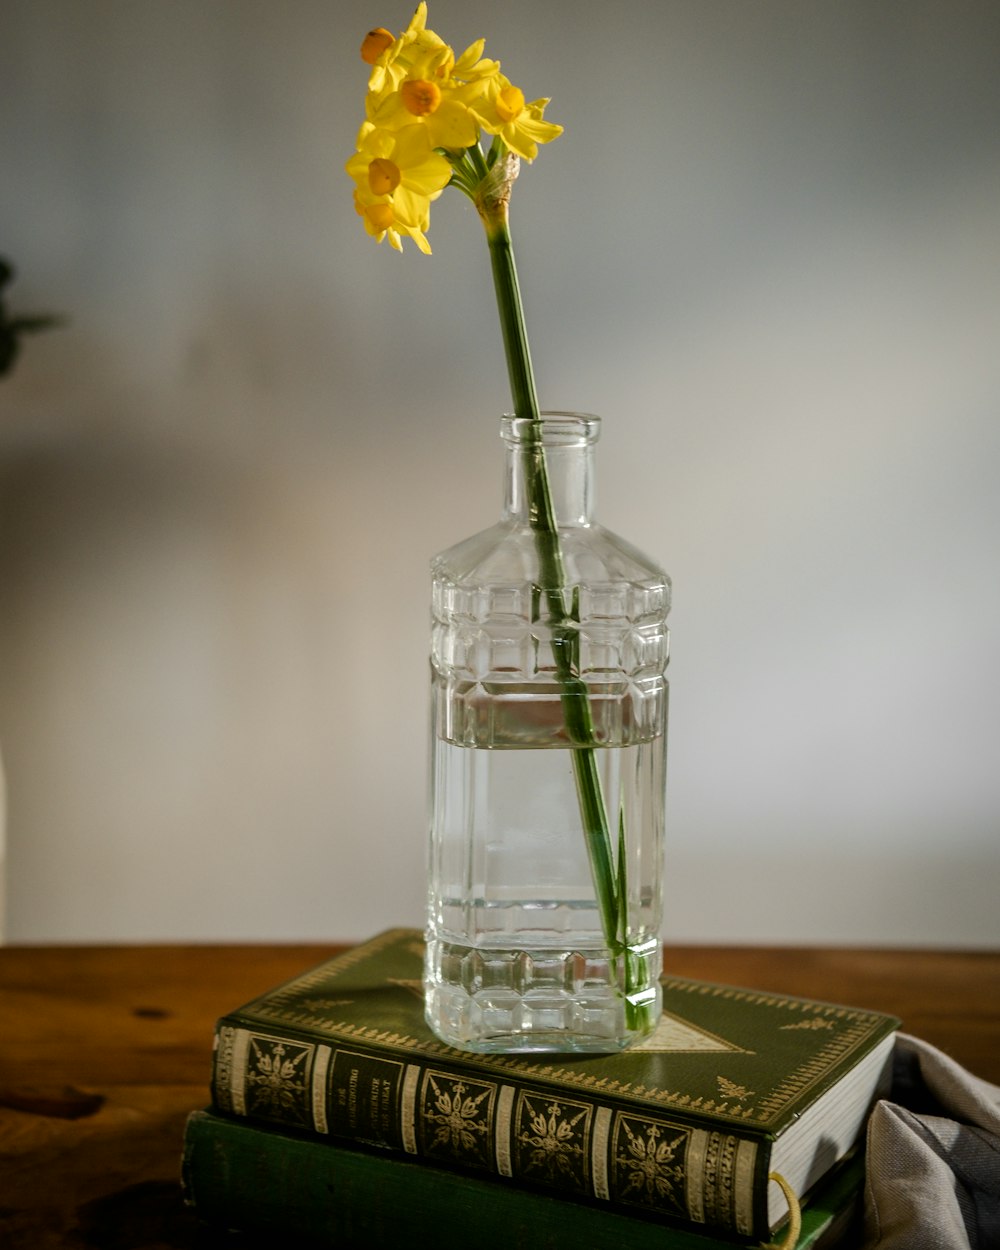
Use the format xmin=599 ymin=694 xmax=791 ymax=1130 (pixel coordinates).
xmin=425 ymin=724 xmax=664 ymax=1053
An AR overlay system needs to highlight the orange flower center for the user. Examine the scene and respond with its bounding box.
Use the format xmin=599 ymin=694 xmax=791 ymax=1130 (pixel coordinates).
xmin=495 ymin=85 xmax=525 ymax=123
xmin=365 ymin=203 xmax=394 ymax=232
xmin=368 ymin=158 xmax=401 ymax=196
xmin=401 ymin=79 xmax=442 ymax=116
xmin=360 ymin=28 xmax=393 ymax=65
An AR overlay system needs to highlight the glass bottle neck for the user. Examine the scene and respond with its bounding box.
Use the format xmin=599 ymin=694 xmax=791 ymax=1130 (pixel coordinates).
xmin=501 ymin=412 xmax=599 ymax=527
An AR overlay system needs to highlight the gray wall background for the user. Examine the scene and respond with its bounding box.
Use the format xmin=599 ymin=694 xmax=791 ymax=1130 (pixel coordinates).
xmin=1 ymin=0 xmax=998 ymax=946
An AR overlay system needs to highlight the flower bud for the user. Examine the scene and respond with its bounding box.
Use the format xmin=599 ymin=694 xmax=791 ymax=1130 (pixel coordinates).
xmin=360 ymin=28 xmax=393 ymax=64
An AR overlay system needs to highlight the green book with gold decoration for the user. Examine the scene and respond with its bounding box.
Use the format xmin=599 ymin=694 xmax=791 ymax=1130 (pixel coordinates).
xmin=208 ymin=929 xmax=897 ymax=1245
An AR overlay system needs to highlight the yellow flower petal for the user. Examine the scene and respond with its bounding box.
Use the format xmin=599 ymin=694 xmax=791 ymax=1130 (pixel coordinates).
xmin=391 ymin=126 xmax=452 ymax=186
xmin=424 ymin=99 xmax=479 ymax=150
xmin=408 ymin=3 xmax=428 ymax=36
xmin=452 ymin=39 xmax=498 ymax=80
xmin=393 ymin=185 xmax=432 ymax=229
xmin=502 ymin=111 xmax=563 ymax=162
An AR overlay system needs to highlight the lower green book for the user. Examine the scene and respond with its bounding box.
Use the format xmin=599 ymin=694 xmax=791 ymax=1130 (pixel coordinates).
xmin=181 ymin=1108 xmax=865 ymax=1250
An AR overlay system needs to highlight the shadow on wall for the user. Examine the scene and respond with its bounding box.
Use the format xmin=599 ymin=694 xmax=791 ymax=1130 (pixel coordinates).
xmin=0 ymin=434 xmax=427 ymax=943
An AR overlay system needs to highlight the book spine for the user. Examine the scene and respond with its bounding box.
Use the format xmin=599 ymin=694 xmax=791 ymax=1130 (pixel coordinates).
xmin=183 ymin=1109 xmax=762 ymax=1250
xmin=211 ymin=1020 xmax=772 ymax=1240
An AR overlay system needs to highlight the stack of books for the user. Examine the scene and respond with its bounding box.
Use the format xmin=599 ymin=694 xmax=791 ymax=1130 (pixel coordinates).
xmin=181 ymin=928 xmax=899 ymax=1248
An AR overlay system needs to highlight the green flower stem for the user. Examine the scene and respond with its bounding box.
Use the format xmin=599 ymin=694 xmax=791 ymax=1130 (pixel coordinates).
xmin=481 ymin=206 xmax=622 ymax=957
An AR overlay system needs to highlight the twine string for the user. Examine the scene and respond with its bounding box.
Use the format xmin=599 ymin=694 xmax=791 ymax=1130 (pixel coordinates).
xmin=760 ymin=1172 xmax=802 ymax=1250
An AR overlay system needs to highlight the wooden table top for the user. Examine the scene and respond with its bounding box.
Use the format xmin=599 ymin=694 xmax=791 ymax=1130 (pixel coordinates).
xmin=2 ymin=942 xmax=998 ymax=1248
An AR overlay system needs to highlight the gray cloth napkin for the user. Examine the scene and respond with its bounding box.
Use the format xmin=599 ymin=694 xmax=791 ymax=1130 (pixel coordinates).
xmin=863 ymin=1033 xmax=1000 ymax=1249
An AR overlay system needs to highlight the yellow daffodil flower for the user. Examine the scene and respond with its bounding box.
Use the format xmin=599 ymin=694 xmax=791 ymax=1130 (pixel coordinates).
xmin=364 ymin=2 xmax=449 ymax=96
xmin=353 ymin=190 xmax=432 ymax=254
xmin=349 ymin=4 xmax=561 ymax=250
xmin=345 ymin=123 xmax=452 ymax=253
xmin=468 ymin=74 xmax=563 ymax=162
xmin=366 ymin=79 xmax=480 ymax=152
xmin=363 ymin=22 xmax=500 ymax=154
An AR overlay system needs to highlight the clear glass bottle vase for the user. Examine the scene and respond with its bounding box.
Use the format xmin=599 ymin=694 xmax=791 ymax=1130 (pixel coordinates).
xmin=424 ymin=412 xmax=670 ymax=1053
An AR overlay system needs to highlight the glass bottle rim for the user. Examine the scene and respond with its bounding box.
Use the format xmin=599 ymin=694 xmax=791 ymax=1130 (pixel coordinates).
xmin=501 ymin=411 xmax=601 ymax=447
